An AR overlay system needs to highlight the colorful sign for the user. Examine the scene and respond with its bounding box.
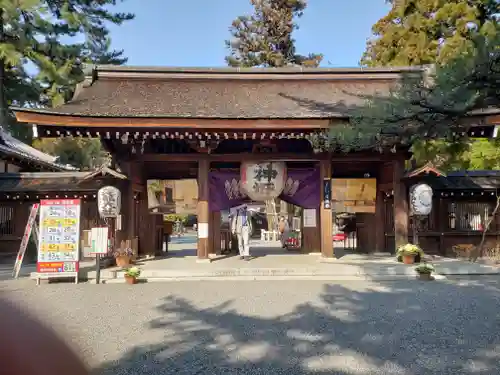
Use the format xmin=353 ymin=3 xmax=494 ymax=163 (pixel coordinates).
xmin=13 ymin=203 xmax=40 ymax=278
xmin=37 ymin=199 xmax=81 ymax=273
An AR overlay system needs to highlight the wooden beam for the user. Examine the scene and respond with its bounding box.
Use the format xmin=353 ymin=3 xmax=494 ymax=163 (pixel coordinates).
xmin=486 ymin=115 xmax=500 ymax=125
xmin=138 ymin=153 xmax=320 ymax=162
xmin=393 ymin=158 xmax=409 ymax=250
xmin=136 ymin=152 xmax=398 ymax=163
xmin=197 ymin=159 xmax=210 ymax=260
xmin=14 ymin=111 xmax=329 ymax=129
xmin=375 ymin=185 xmax=385 ymax=252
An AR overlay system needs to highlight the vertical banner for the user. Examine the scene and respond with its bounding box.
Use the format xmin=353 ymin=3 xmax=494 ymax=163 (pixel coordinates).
xmin=12 ymin=203 xmax=40 ymax=278
xmin=323 ymin=179 xmax=331 ymax=209
xmin=37 ymin=199 xmax=81 ymax=274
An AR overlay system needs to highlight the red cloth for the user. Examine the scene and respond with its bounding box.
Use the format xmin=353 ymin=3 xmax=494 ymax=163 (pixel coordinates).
xmin=333 ymin=233 xmax=347 ymax=241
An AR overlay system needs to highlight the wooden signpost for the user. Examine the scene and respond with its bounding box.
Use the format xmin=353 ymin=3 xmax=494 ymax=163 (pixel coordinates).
xmin=12 ymin=204 xmax=40 ymax=279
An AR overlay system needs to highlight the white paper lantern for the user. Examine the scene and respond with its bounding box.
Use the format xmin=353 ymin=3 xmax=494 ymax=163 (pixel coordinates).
xmin=97 ymin=186 xmax=121 ymax=217
xmin=410 ymin=183 xmax=433 ymax=216
xmin=240 ymin=161 xmax=287 ymax=201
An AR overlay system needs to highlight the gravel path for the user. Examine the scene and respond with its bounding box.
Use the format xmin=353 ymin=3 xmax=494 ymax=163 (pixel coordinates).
xmin=2 ymin=277 xmax=500 ymax=375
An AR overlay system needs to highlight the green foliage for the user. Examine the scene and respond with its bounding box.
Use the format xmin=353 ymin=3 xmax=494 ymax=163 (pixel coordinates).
xmin=226 ymin=0 xmax=322 ymax=67
xmin=325 ymin=29 xmax=499 ymax=154
xmin=397 ymin=243 xmax=424 ymax=256
xmin=33 ymin=138 xmax=110 ymax=169
xmin=412 ymin=139 xmax=500 ymax=171
xmin=124 ymin=267 xmax=141 ymax=278
xmin=164 ymin=214 xmax=188 ymax=224
xmin=415 ymin=263 xmax=434 ymax=274
xmin=0 ymin=0 xmax=133 ymax=164
xmin=361 ymin=0 xmax=499 ymax=67
xmin=353 ymin=0 xmax=500 ymax=169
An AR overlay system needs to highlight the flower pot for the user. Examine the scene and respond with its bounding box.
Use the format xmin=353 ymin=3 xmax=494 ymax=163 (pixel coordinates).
xmin=116 ymin=255 xmax=131 ymax=268
xmin=418 ymin=273 xmax=432 ymax=281
xmin=402 ymin=254 xmax=415 ymax=264
xmin=125 ymin=275 xmax=138 ymax=285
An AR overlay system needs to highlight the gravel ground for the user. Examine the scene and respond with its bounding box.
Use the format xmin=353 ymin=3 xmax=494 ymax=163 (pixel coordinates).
xmin=2 ymin=277 xmax=500 ymax=375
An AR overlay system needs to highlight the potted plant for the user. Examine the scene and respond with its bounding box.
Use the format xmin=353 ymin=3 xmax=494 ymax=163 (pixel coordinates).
xmin=124 ymin=267 xmax=141 ymax=284
xmin=113 ymin=247 xmax=133 ymax=268
xmin=397 ymin=243 xmax=423 ymax=264
xmin=415 ymin=263 xmax=434 ymax=281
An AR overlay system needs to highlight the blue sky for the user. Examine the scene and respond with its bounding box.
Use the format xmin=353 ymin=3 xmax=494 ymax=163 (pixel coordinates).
xmin=107 ymin=0 xmax=390 ymax=67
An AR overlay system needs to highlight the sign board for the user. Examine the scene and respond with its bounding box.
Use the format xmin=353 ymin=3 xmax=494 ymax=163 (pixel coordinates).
xmin=12 ymin=204 xmax=40 ymax=279
xmin=90 ymin=227 xmax=109 ymax=255
xmin=37 ymin=199 xmax=81 ymax=274
xmin=331 ymin=178 xmax=376 ymax=213
xmin=323 ymin=179 xmax=331 ymax=209
xmin=303 ymin=208 xmax=317 ymax=228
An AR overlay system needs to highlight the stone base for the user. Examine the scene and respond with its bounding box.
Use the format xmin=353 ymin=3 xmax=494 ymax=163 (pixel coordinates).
xmin=319 ymin=256 xmax=337 ymax=263
xmin=196 ymin=258 xmax=212 ymax=264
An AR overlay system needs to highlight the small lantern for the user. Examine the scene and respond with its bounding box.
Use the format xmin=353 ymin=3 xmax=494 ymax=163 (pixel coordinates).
xmin=240 ymin=161 xmax=287 ymax=201
xmin=97 ymin=186 xmax=121 ymax=218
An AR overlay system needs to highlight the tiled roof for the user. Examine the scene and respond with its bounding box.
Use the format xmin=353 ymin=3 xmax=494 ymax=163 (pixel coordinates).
xmin=13 ymin=65 xmax=421 ymax=119
xmin=0 ymin=127 xmax=74 ymax=171
xmin=410 ymin=173 xmax=500 ymax=191
xmin=13 ymin=65 xmax=499 ymax=120
xmin=0 ymin=166 xmax=127 ymax=192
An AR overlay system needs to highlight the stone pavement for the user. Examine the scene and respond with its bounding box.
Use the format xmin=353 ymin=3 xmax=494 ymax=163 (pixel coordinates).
xmin=3 ymin=277 xmax=500 ymax=374
xmin=17 ymin=233 xmax=500 ymax=283
xmin=77 ymin=235 xmax=500 ymax=283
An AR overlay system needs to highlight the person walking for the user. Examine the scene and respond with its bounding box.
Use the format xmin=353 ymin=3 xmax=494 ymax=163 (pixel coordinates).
xmin=231 ymin=204 xmax=251 ymax=260
xmin=278 ymin=216 xmax=290 ymax=248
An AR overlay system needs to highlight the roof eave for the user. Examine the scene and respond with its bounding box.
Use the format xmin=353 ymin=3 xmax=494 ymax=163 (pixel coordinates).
xmin=0 ymin=146 xmax=72 ymax=172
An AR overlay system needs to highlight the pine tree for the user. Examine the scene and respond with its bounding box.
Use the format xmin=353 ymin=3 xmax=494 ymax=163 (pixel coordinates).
xmin=361 ymin=0 xmax=499 ymax=67
xmin=0 ymin=0 xmax=133 ymax=138
xmin=226 ymin=0 xmax=322 ymax=67
xmin=348 ymin=0 xmax=499 ymax=169
xmin=1 ymin=0 xmax=133 ymax=168
xmin=33 ymin=137 xmax=110 ymax=169
xmin=323 ymin=32 xmax=500 ymax=154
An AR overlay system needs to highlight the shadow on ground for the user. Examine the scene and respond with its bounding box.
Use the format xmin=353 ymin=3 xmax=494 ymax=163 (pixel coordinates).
xmin=93 ymin=273 xmax=500 ymax=375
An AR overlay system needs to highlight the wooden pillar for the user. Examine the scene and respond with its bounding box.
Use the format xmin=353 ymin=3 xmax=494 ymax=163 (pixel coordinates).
xmin=210 ymin=211 xmax=221 ymax=255
xmin=302 ymin=208 xmax=321 ymax=253
xmin=437 ymin=197 xmax=447 ymax=255
xmin=197 ymin=159 xmax=209 ymax=260
xmin=320 ymin=159 xmax=333 ymax=258
xmin=393 ymin=158 xmax=409 ymax=250
xmin=125 ymin=182 xmax=136 ymax=239
xmin=375 ymin=187 xmax=385 ymax=252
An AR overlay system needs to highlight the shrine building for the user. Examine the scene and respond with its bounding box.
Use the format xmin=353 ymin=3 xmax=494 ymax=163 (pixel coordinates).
xmin=12 ymin=66 xmax=499 ymax=260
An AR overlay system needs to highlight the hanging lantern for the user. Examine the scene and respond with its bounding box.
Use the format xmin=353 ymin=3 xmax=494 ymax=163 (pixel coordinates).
xmin=97 ymin=186 xmax=121 ymax=218
xmin=240 ymin=161 xmax=287 ymax=201
xmin=410 ymin=183 xmax=433 ymax=216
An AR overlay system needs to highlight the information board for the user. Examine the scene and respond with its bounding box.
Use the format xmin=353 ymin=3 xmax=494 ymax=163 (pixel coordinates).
xmin=37 ymin=199 xmax=81 ymax=274
xmin=90 ymin=227 xmax=109 ymax=255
